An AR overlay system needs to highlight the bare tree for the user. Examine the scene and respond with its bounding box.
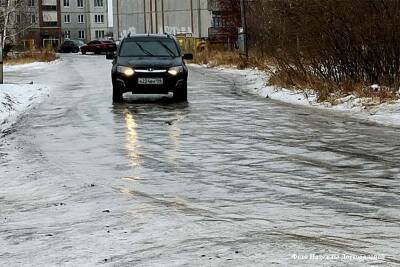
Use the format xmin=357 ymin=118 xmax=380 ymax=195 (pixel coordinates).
xmin=1 ymin=0 xmax=33 ymax=49
xmin=208 ymin=0 xmax=241 ymax=47
xmin=245 ymin=0 xmax=400 ymax=98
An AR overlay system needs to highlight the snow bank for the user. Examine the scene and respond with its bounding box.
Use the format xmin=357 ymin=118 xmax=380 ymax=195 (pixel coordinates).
xmin=4 ymin=59 xmax=61 ymax=73
xmin=190 ymin=64 xmax=400 ymax=128
xmin=0 ymin=84 xmax=49 ymax=133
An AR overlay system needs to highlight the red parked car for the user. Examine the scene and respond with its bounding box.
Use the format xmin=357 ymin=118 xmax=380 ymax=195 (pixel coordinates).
xmin=81 ymin=40 xmax=117 ymax=55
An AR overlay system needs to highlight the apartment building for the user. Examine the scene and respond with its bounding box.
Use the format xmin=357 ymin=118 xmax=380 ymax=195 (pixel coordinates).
xmin=61 ymin=0 xmax=109 ymax=42
xmin=113 ymin=0 xmax=212 ymax=40
xmin=38 ymin=0 xmax=62 ymax=48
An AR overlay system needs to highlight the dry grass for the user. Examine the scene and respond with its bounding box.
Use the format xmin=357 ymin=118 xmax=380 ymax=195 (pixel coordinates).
xmin=190 ymin=50 xmax=272 ymax=70
xmin=269 ymin=68 xmax=399 ymax=103
xmin=269 ymin=68 xmax=335 ymax=101
xmin=190 ymin=48 xmax=400 ymax=104
xmin=5 ymin=49 xmax=58 ymax=65
xmin=191 ymin=50 xmax=244 ymax=68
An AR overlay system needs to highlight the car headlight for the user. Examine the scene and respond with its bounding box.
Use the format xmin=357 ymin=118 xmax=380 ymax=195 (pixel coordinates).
xmin=168 ymin=66 xmax=183 ymax=76
xmin=117 ymin=66 xmax=135 ymax=76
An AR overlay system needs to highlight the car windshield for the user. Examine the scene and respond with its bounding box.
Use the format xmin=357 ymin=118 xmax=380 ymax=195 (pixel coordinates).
xmin=119 ymin=38 xmax=179 ymax=57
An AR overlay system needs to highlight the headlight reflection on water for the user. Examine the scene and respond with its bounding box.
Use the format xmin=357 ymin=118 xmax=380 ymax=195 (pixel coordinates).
xmin=124 ymin=109 xmax=142 ymax=167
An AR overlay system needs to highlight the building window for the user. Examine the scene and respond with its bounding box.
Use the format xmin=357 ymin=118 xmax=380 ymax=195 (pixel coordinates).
xmin=31 ymin=14 xmax=36 ymax=24
xmin=29 ymin=0 xmax=35 ymax=7
xmin=64 ymin=14 xmax=70 ymax=23
xmin=64 ymin=30 xmax=71 ymax=39
xmin=63 ymin=0 xmax=69 ymax=7
xmin=94 ymin=14 xmax=104 ymax=23
xmin=77 ymin=0 xmax=83 ymax=8
xmin=95 ymin=30 xmax=104 ymax=39
xmin=78 ymin=30 xmax=85 ymax=39
xmin=94 ymin=0 xmax=103 ymax=7
xmin=78 ymin=14 xmax=84 ymax=23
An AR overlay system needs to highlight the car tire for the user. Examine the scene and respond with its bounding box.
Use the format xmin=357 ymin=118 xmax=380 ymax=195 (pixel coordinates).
xmin=81 ymin=50 xmax=86 ymax=55
xmin=113 ymin=85 xmax=123 ymax=103
xmin=73 ymin=48 xmax=79 ymax=53
xmin=173 ymin=81 xmax=188 ymax=102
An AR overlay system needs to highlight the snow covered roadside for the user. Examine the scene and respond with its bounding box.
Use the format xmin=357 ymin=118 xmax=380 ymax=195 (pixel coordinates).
xmin=4 ymin=59 xmax=60 ymax=73
xmin=190 ymin=64 xmax=400 ymax=128
xmin=0 ymin=84 xmax=49 ymax=133
xmin=0 ymin=60 xmax=57 ymax=133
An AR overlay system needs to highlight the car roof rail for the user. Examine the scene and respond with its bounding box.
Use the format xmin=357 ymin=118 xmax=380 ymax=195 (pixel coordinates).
xmin=164 ymin=33 xmax=176 ymax=40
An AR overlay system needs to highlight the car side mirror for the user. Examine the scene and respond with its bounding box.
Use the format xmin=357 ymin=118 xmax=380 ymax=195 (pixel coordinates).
xmin=182 ymin=53 xmax=193 ymax=60
xmin=106 ymin=52 xmax=116 ymax=60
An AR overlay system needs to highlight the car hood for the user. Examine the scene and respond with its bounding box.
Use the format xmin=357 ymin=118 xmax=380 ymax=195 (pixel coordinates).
xmin=117 ymin=56 xmax=182 ymax=69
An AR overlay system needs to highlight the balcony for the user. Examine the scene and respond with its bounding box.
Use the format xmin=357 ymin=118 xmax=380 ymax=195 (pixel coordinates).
xmin=42 ymin=0 xmax=57 ymax=5
xmin=42 ymin=0 xmax=57 ymax=10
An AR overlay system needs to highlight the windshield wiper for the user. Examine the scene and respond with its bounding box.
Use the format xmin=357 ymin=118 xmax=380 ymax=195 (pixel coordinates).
xmin=135 ymin=42 xmax=154 ymax=56
xmin=156 ymin=40 xmax=177 ymax=57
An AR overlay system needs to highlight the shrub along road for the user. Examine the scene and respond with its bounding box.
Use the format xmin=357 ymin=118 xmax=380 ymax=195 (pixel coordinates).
xmin=0 ymin=54 xmax=399 ymax=266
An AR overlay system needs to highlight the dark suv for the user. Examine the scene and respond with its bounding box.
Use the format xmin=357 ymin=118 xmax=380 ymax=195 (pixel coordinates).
xmin=107 ymin=34 xmax=193 ymax=102
xmin=58 ymin=39 xmax=84 ymax=53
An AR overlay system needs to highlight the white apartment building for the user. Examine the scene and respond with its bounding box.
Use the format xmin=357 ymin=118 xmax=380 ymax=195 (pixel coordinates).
xmin=61 ymin=0 xmax=109 ymax=42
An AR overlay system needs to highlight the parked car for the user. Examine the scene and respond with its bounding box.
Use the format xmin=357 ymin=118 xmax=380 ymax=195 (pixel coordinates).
xmin=71 ymin=39 xmax=86 ymax=47
xmin=81 ymin=40 xmax=117 ymax=55
xmin=107 ymin=34 xmax=193 ymax=102
xmin=58 ymin=39 xmax=84 ymax=53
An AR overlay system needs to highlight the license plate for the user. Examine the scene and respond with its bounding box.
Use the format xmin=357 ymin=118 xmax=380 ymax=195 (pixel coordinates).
xmin=138 ymin=78 xmax=163 ymax=85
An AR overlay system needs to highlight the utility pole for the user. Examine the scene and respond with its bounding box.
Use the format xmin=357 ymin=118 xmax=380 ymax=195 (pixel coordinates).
xmin=155 ymin=0 xmax=158 ymax=33
xmin=0 ymin=35 xmax=3 ymax=84
xmin=149 ymin=0 xmax=153 ymax=33
xmin=197 ymin=0 xmax=201 ymax=38
xmin=240 ymin=0 xmax=248 ymax=58
xmin=143 ymin=0 xmax=147 ymax=33
xmin=161 ymin=0 xmax=165 ymax=33
xmin=190 ymin=0 xmax=194 ymax=35
xmin=116 ymin=0 xmax=120 ymax=40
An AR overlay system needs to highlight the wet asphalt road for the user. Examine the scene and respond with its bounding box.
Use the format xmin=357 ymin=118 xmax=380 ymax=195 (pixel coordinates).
xmin=0 ymin=54 xmax=399 ymax=266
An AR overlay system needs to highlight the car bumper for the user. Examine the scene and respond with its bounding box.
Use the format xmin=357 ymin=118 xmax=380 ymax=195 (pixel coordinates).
xmin=114 ymin=72 xmax=186 ymax=94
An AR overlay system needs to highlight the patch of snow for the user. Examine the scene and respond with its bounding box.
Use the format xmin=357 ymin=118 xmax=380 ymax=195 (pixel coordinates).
xmin=190 ymin=64 xmax=400 ymax=128
xmin=4 ymin=59 xmax=61 ymax=73
xmin=370 ymin=84 xmax=380 ymax=91
xmin=0 ymin=84 xmax=49 ymax=132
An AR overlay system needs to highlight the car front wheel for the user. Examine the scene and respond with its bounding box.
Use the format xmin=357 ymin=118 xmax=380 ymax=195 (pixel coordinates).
xmin=173 ymin=81 xmax=188 ymax=102
xmin=113 ymin=85 xmax=123 ymax=102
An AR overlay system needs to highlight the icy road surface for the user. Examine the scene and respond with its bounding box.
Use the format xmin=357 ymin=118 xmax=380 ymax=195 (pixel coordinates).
xmin=0 ymin=54 xmax=399 ymax=266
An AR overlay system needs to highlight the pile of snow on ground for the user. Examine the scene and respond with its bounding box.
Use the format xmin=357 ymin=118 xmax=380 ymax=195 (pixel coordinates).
xmin=0 ymin=84 xmax=49 ymax=132
xmin=4 ymin=60 xmax=60 ymax=73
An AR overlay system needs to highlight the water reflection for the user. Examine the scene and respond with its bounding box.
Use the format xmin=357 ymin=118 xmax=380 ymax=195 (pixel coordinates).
xmin=168 ymin=113 xmax=184 ymax=167
xmin=124 ymin=108 xmax=142 ymax=167
xmin=113 ymin=100 xmax=190 ymax=170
